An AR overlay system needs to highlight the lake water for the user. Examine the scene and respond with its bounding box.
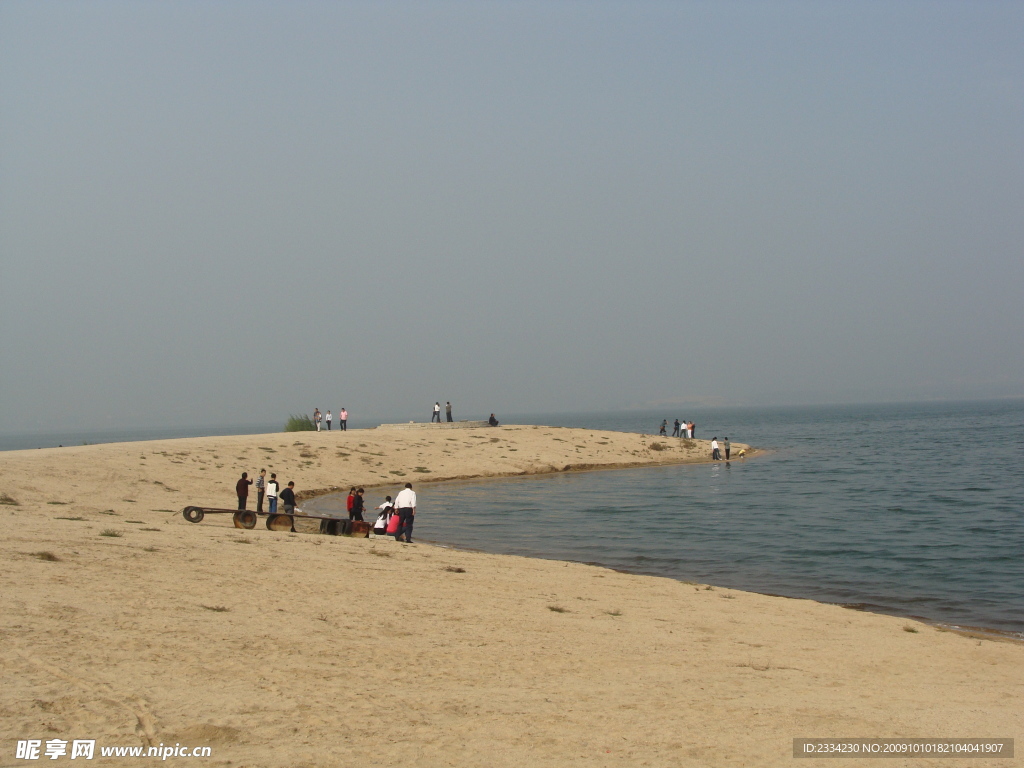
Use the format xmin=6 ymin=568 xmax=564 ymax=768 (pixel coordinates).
xmin=310 ymin=400 xmax=1024 ymax=635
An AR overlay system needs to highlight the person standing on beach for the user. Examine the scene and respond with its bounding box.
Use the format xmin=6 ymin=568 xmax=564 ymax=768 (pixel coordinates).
xmin=445 ymin=401 xmax=453 ymax=422
xmin=325 ymin=410 xmax=332 ymax=430
xmin=711 ymin=437 xmax=720 ymax=461
xmin=255 ymin=469 xmax=266 ymax=513
xmin=314 ymin=408 xmax=322 ymax=431
xmin=266 ymin=474 xmax=280 ymax=515
xmin=689 ymin=421 xmax=695 ymax=439
xmin=394 ymin=482 xmax=417 ymax=543
xmin=235 ymin=472 xmax=252 ymax=510
xmin=350 ymin=488 xmax=366 ymax=522
xmin=279 ymin=481 xmax=298 ymax=532
xmin=659 ymin=420 xmax=667 ymax=436
xmin=346 ymin=487 xmax=356 ymax=519
xmin=432 ymin=402 xmax=441 ymax=423
xmin=724 ymin=437 xmax=731 ymax=460
xmin=339 ymin=408 xmax=348 ymax=431
xmin=672 ymin=419 xmax=680 ymax=437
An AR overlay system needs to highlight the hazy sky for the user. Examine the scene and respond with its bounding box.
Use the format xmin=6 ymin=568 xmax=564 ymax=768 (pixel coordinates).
xmin=1 ymin=1 xmax=1022 ymax=433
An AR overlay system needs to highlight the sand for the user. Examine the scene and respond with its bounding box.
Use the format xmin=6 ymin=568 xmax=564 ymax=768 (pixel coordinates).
xmin=1 ymin=425 xmax=1019 ymax=767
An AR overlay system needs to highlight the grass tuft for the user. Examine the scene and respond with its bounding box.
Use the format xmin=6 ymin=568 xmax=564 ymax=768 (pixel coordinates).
xmin=648 ymin=442 xmax=667 ymax=451
xmin=444 ymin=566 xmax=466 ymax=573
xmin=903 ymin=625 xmax=919 ymax=633
xmin=47 ymin=501 xmax=69 ymax=505
xmin=99 ymin=529 xmax=122 ymax=538
xmin=201 ymin=605 xmax=230 ymax=612
xmin=285 ymin=414 xmax=315 ymax=432
xmin=369 ymin=549 xmax=392 ymax=557
xmin=143 ymin=546 xmax=158 ymax=553
xmin=547 ymin=605 xmax=569 ymax=613
xmin=140 ymin=527 xmax=161 ymax=532
xmin=604 ymin=608 xmax=622 ymax=616
xmin=0 ymin=493 xmax=19 ymax=506
xmin=54 ymin=516 xmax=85 ymax=521
xmin=33 ymin=551 xmax=61 ymax=562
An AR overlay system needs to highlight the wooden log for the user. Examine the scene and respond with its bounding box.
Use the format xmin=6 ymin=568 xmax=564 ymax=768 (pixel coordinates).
xmin=348 ymin=520 xmax=371 ymax=538
xmin=233 ymin=511 xmax=257 ymax=529
xmin=266 ymin=514 xmax=294 ymax=532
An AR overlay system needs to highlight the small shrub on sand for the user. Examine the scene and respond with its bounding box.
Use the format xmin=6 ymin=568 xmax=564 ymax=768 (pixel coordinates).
xmin=648 ymin=442 xmax=667 ymax=451
xmin=0 ymin=493 xmax=18 ymax=506
xmin=548 ymin=605 xmax=569 ymax=613
xmin=201 ymin=605 xmax=230 ymax=612
xmin=285 ymin=414 xmax=315 ymax=432
xmin=33 ymin=551 xmax=61 ymax=562
xmin=54 ymin=516 xmax=85 ymax=521
xmin=604 ymin=608 xmax=622 ymax=616
xmin=99 ymin=529 xmax=122 ymax=538
xmin=903 ymin=625 xmax=919 ymax=633
xmin=444 ymin=566 xmax=466 ymax=573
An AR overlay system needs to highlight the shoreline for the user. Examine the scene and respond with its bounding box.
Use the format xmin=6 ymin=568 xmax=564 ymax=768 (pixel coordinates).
xmin=410 ymin=536 xmax=1024 ymax=645
xmin=3 ymin=426 xmax=1020 ymax=766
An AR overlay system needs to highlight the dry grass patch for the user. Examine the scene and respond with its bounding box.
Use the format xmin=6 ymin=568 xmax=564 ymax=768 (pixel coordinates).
xmin=547 ymin=605 xmax=569 ymax=613
xmin=201 ymin=605 xmax=230 ymax=613
xmin=444 ymin=566 xmax=466 ymax=573
xmin=99 ymin=529 xmax=122 ymax=538
xmin=0 ymin=493 xmax=19 ymax=506
xmin=33 ymin=551 xmax=61 ymax=562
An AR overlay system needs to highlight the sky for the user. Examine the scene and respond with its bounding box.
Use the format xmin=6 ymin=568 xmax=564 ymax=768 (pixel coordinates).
xmin=1 ymin=1 xmax=1022 ymax=433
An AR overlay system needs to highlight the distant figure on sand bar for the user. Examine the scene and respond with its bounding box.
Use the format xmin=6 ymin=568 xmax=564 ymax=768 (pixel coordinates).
xmin=488 ymin=413 xmax=499 ymax=427
xmin=432 ymin=402 xmax=441 ymax=423
xmin=446 ymin=401 xmax=453 ymax=422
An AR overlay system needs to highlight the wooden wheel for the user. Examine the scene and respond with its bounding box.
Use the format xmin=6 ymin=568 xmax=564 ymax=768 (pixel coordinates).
xmin=182 ymin=507 xmax=205 ymax=523
xmin=233 ymin=511 xmax=257 ymax=529
xmin=266 ymin=514 xmax=293 ymax=532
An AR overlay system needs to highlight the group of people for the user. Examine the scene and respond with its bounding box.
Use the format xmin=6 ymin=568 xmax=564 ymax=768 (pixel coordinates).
xmin=431 ymin=402 xmax=454 ymax=422
xmin=313 ymin=408 xmax=348 ymax=431
xmin=352 ymin=483 xmax=418 ymax=543
xmin=235 ymin=469 xmax=296 ymax=515
xmin=236 ymin=471 xmax=419 ymax=543
xmin=660 ymin=419 xmax=696 ymax=438
xmin=710 ymin=437 xmax=731 ymax=460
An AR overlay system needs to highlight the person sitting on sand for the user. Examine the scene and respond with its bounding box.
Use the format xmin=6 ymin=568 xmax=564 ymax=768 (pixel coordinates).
xmin=488 ymin=413 xmax=499 ymax=427
xmin=373 ymin=496 xmax=393 ymax=535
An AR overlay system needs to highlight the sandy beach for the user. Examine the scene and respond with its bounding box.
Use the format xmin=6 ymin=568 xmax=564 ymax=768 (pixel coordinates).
xmin=1 ymin=425 xmax=1019 ymax=767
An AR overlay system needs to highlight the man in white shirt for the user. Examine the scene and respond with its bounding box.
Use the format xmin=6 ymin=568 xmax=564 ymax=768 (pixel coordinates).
xmin=266 ymin=474 xmax=280 ymax=514
xmin=431 ymin=402 xmax=441 ymax=423
xmin=711 ymin=438 xmax=721 ymax=461
xmin=325 ymin=410 xmax=332 ymax=430
xmin=394 ymin=483 xmax=417 ymax=543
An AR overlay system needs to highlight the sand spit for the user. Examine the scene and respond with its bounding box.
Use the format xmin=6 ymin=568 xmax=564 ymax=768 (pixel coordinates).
xmin=1 ymin=426 xmax=1019 ymax=767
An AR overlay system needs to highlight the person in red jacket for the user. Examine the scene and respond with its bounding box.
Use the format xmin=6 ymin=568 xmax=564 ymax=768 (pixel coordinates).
xmin=346 ymin=487 xmax=356 ymax=519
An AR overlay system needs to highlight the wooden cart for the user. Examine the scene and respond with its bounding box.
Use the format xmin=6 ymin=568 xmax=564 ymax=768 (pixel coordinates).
xmin=181 ymin=506 xmax=372 ymax=536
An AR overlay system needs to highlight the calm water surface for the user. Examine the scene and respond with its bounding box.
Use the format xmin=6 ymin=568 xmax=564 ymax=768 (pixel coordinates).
xmin=311 ymin=401 xmax=1024 ymax=634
